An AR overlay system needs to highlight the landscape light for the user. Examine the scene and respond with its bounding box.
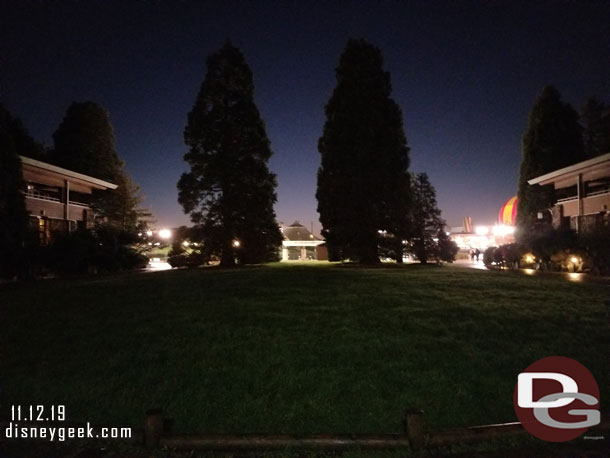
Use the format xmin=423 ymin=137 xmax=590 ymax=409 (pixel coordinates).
xmin=233 ymin=240 xmax=240 ymax=247
xmin=159 ymin=229 xmax=171 ymax=239
xmin=525 ymin=254 xmax=535 ymax=263
xmin=570 ymin=256 xmax=579 ymax=264
xmin=183 ymin=241 xmax=190 ymax=246
xmin=146 ymin=230 xmax=153 ymax=237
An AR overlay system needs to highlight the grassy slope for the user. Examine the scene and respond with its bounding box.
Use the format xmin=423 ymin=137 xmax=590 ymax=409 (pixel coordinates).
xmin=1 ymin=263 xmax=607 ymax=435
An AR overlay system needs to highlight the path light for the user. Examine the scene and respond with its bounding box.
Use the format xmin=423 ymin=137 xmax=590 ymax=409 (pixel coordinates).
xmin=567 ymin=273 xmax=583 ymax=282
xmin=525 ymin=254 xmax=535 ymax=263
xmin=159 ymin=229 xmax=172 ymax=240
xmin=183 ymin=241 xmax=190 ymax=247
xmin=232 ymin=240 xmax=240 ymax=248
xmin=570 ymin=256 xmax=579 ymax=264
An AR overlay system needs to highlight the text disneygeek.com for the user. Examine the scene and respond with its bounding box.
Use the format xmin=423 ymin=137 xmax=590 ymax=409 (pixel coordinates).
xmin=5 ymin=405 xmax=131 ymax=442
xmin=4 ymin=422 xmax=132 ymax=442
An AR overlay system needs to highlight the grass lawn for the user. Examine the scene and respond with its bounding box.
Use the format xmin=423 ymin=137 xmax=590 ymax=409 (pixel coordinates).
xmin=1 ymin=263 xmax=608 ymax=437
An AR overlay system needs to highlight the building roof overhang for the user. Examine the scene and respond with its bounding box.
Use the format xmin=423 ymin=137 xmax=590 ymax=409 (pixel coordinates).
xmin=20 ymin=156 xmax=118 ymax=192
xmin=527 ymin=153 xmax=610 ymax=189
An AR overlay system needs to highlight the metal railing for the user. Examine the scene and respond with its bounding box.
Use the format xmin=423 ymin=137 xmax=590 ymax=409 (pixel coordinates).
xmin=25 ymin=191 xmax=61 ymax=202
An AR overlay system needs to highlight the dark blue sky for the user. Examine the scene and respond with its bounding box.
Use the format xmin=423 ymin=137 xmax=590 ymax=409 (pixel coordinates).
xmin=2 ymin=1 xmax=608 ymax=233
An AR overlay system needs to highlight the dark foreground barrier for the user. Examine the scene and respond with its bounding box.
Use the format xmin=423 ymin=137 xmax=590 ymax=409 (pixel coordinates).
xmin=144 ymin=408 xmax=545 ymax=451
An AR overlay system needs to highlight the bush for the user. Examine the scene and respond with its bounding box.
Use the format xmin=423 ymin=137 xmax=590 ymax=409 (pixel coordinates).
xmin=579 ymin=229 xmax=610 ymax=275
xmin=483 ymin=244 xmax=525 ymax=270
xmin=47 ymin=227 xmax=148 ymax=275
xmin=168 ymin=251 xmax=209 ymax=268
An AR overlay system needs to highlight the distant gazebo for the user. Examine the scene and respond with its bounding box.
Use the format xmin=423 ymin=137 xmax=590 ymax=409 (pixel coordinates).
xmin=280 ymin=221 xmax=326 ymax=261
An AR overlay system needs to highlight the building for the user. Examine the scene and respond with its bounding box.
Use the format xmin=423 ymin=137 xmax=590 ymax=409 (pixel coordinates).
xmin=528 ymin=152 xmax=610 ymax=232
xmin=280 ymin=221 xmax=327 ymax=261
xmin=20 ymin=155 xmax=117 ymax=244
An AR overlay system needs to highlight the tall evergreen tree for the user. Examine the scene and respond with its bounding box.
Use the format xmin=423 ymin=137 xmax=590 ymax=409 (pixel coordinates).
xmin=581 ymin=96 xmax=610 ymax=159
xmin=516 ymin=86 xmax=585 ymax=232
xmin=0 ymin=104 xmax=46 ymax=160
xmin=317 ymin=39 xmax=411 ymax=263
xmin=178 ymin=42 xmax=282 ymax=266
xmin=50 ymin=101 xmax=144 ymax=231
xmin=0 ymin=105 xmax=38 ymax=278
xmin=410 ymin=173 xmax=445 ymax=264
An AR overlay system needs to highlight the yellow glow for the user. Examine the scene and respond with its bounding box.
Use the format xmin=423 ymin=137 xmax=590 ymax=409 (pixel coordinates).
xmin=233 ymin=240 xmax=240 ymax=247
xmin=525 ymin=254 xmax=535 ymax=263
xmin=159 ymin=229 xmax=171 ymax=239
xmin=146 ymin=230 xmax=153 ymax=237
xmin=570 ymin=256 xmax=579 ymax=264
xmin=523 ymin=268 xmax=536 ymax=275
xmin=475 ymin=226 xmax=489 ymax=236
xmin=567 ymin=273 xmax=583 ymax=282
xmin=183 ymin=241 xmax=190 ymax=246
xmin=492 ymin=224 xmax=516 ymax=236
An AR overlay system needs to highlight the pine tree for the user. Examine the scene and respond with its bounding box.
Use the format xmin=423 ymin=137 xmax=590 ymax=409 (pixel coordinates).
xmin=410 ymin=173 xmax=445 ymax=264
xmin=317 ymin=39 xmax=411 ymax=263
xmin=50 ymin=101 xmax=144 ymax=231
xmin=0 ymin=104 xmax=46 ymax=160
xmin=178 ymin=42 xmax=282 ymax=266
xmin=581 ymin=96 xmax=610 ymax=159
xmin=516 ymin=86 xmax=585 ymax=232
xmin=0 ymin=105 xmax=38 ymax=278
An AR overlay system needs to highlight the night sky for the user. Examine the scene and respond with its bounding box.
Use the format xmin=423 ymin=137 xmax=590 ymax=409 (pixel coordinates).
xmin=2 ymin=1 xmax=608 ymax=234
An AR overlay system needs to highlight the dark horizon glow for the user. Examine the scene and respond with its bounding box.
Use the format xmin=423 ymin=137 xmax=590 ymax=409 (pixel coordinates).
xmin=2 ymin=1 xmax=608 ymax=235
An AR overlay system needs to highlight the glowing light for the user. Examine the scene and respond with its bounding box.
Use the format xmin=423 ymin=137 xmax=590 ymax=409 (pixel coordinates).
xmin=138 ymin=232 xmax=142 ymax=237
xmin=523 ymin=268 xmax=536 ymax=275
xmin=233 ymin=240 xmax=240 ymax=247
xmin=159 ymin=229 xmax=171 ymax=239
xmin=183 ymin=241 xmax=190 ymax=247
xmin=146 ymin=230 xmax=153 ymax=237
xmin=492 ymin=224 xmax=515 ymax=236
xmin=525 ymin=254 xmax=535 ymax=263
xmin=567 ymin=273 xmax=583 ymax=282
xmin=570 ymin=256 xmax=579 ymax=264
xmin=475 ymin=226 xmax=489 ymax=236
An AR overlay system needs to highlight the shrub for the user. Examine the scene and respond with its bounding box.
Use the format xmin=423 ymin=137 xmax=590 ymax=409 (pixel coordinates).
xmin=483 ymin=244 xmax=525 ymax=270
xmin=47 ymin=227 xmax=147 ymax=275
xmin=579 ymin=229 xmax=610 ymax=275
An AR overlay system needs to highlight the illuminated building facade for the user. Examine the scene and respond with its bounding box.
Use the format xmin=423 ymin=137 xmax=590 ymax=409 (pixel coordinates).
xmin=528 ymin=152 xmax=610 ymax=233
xmin=20 ymin=156 xmax=117 ymax=244
xmin=280 ymin=221 xmax=327 ymax=261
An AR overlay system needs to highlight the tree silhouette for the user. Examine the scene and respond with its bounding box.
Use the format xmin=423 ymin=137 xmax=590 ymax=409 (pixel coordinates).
xmin=179 ymin=42 xmax=282 ymax=266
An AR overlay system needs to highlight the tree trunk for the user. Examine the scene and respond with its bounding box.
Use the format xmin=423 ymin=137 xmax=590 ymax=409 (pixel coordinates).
xmin=220 ymin=241 xmax=235 ymax=267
